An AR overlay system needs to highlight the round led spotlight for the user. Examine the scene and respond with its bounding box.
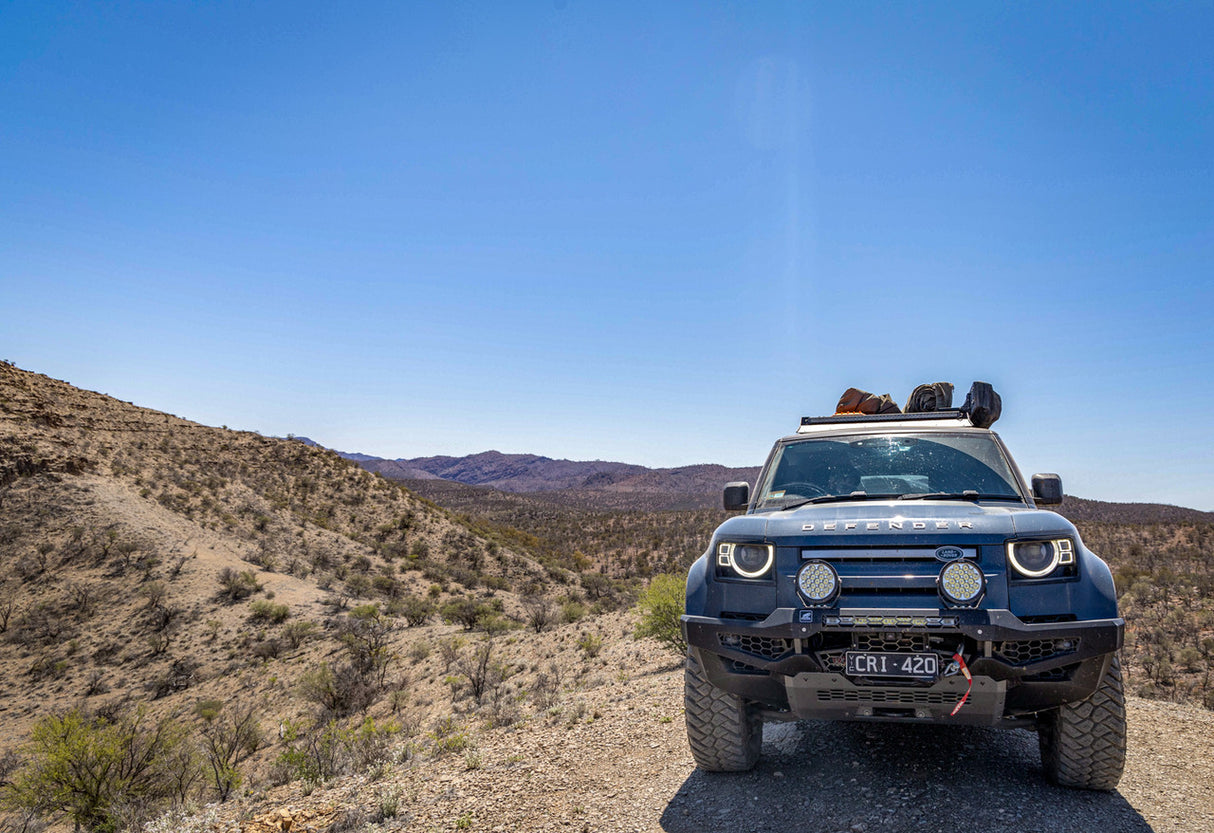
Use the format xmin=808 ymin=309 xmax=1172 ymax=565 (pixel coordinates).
xmin=797 ymin=561 xmax=839 ymax=605
xmin=938 ymin=560 xmax=985 ymax=606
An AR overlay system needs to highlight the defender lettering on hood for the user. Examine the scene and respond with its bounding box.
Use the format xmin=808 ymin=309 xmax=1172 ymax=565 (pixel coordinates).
xmin=800 ymin=520 xmax=974 ymax=531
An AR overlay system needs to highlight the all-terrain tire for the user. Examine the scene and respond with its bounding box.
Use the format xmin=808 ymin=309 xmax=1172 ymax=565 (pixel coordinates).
xmin=684 ymin=650 xmax=762 ymax=771
xmin=1038 ymin=653 xmax=1127 ymax=790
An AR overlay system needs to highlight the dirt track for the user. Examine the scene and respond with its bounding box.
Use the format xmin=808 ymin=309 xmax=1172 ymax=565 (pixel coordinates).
xmin=221 ymin=670 xmax=1212 ymax=833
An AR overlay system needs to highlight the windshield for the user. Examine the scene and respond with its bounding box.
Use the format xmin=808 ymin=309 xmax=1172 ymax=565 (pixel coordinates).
xmin=757 ymin=432 xmax=1025 ymax=509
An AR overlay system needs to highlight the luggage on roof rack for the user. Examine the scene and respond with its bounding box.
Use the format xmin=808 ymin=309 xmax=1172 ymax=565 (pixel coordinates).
xmin=820 ymin=381 xmax=1000 ymax=428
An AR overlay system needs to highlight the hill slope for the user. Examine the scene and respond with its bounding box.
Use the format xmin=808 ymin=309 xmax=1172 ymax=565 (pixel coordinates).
xmin=0 ymin=363 xmax=592 ymax=776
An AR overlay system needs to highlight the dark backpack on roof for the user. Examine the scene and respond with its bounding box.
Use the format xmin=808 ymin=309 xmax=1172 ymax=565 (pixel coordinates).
xmin=960 ymin=381 xmax=1002 ymax=428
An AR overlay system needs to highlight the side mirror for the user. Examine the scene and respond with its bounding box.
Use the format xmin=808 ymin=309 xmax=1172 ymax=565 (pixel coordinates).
xmin=1031 ymin=473 xmax=1063 ymax=506
xmin=723 ymin=481 xmax=750 ymax=511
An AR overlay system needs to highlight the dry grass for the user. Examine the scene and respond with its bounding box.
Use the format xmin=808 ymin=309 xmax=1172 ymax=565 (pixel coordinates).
xmin=0 ymin=361 xmax=620 ymax=828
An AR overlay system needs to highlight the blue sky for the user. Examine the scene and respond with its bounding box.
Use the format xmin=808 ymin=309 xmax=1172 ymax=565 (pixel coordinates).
xmin=3 ymin=2 xmax=1212 ymax=510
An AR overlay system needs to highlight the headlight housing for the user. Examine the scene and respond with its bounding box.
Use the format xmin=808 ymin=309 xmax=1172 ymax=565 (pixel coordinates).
xmin=1006 ymin=538 xmax=1076 ymax=579
xmin=716 ymin=542 xmax=774 ymax=579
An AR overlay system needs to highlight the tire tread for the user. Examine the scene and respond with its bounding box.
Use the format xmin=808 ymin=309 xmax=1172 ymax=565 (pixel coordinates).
xmin=684 ymin=651 xmax=762 ymax=772
xmin=1039 ymin=654 xmax=1127 ymax=791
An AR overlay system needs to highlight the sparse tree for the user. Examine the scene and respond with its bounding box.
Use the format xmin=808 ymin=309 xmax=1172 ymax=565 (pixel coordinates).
xmin=198 ymin=703 xmax=262 ymax=800
xmin=452 ymin=640 xmax=512 ymax=706
xmin=633 ymin=573 xmax=687 ymax=655
xmin=397 ymin=595 xmax=435 ymax=627
xmin=0 ymin=589 xmax=16 ymax=633
xmin=339 ymin=605 xmax=395 ymax=688
xmin=298 ymin=662 xmax=375 ymax=718
xmin=138 ymin=581 xmax=167 ymax=612
xmin=282 ymin=620 xmax=317 ymax=649
xmin=440 ymin=597 xmax=496 ymax=631
xmin=523 ymin=594 xmax=555 ymax=634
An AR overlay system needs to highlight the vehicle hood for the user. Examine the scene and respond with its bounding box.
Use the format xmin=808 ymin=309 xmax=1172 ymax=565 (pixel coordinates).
xmin=748 ymin=500 xmax=1077 ymax=545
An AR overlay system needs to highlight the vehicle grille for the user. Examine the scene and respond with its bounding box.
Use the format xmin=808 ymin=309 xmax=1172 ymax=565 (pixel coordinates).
xmin=718 ymin=633 xmax=793 ymax=661
xmin=802 ymin=547 xmax=969 ymax=600
xmin=1023 ymin=663 xmax=1078 ymax=682
xmin=816 ymin=689 xmax=961 ymax=706
xmin=994 ymin=638 xmax=1079 ymax=665
xmin=853 ymin=632 xmax=931 ymax=652
xmin=727 ymin=659 xmax=770 ymax=675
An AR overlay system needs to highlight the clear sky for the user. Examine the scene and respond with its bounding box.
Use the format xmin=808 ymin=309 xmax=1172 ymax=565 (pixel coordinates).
xmin=3 ymin=2 xmax=1212 ymax=510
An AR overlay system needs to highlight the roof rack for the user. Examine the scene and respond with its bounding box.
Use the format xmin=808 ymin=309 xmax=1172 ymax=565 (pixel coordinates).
xmin=800 ymin=409 xmax=968 ymax=427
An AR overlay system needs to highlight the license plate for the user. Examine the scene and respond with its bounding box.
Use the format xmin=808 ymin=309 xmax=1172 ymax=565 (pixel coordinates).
xmin=845 ymin=651 xmax=938 ymax=678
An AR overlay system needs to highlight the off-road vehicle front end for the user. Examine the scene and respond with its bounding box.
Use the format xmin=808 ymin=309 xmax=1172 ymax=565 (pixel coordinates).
xmin=681 ymin=401 xmax=1126 ymax=790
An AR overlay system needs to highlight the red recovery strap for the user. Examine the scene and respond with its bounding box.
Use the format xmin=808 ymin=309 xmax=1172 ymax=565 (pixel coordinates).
xmin=949 ymin=652 xmax=973 ymax=717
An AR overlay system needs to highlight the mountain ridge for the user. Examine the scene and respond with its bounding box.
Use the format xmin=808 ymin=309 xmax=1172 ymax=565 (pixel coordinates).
xmin=295 ymin=440 xmax=1214 ymax=523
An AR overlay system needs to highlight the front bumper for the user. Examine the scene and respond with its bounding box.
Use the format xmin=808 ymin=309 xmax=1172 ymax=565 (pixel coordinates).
xmin=682 ymin=607 xmax=1124 ymax=724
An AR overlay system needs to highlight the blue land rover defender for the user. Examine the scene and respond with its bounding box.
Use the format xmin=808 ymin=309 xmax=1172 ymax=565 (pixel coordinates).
xmin=682 ymin=394 xmax=1126 ymax=790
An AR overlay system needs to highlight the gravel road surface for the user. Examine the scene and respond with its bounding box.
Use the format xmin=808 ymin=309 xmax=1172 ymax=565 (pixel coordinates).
xmin=229 ymin=671 xmax=1212 ymax=833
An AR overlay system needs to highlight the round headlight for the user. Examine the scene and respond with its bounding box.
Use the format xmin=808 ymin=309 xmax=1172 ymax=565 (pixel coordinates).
xmin=797 ymin=561 xmax=839 ymax=604
xmin=731 ymin=544 xmax=773 ymax=578
xmin=1007 ymin=541 xmax=1060 ymax=578
xmin=939 ymin=560 xmax=985 ymax=606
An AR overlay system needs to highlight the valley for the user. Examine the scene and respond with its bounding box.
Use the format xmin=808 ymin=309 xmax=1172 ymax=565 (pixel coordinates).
xmin=2 ymin=362 xmax=1212 ymax=832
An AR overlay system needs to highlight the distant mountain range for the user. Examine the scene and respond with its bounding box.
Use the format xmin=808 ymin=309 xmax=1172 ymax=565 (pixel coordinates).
xmin=293 ymin=439 xmax=1213 ymax=522
xmin=290 ymin=441 xmax=760 ymax=511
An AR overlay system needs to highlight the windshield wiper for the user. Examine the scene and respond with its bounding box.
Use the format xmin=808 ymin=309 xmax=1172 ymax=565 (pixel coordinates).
xmin=898 ymin=491 xmax=1023 ymax=502
xmin=774 ymin=491 xmax=899 ymax=511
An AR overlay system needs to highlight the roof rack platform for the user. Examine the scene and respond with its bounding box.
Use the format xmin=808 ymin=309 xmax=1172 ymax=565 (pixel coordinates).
xmin=798 ymin=410 xmax=972 ymax=430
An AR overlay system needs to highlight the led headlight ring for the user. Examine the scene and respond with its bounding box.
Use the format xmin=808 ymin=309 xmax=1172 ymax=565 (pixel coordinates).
xmin=1006 ymin=539 xmax=1074 ymax=579
xmin=716 ymin=543 xmax=774 ymax=579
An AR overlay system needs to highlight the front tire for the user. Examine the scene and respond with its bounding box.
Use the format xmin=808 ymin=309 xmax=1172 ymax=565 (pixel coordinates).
xmin=684 ymin=650 xmax=762 ymax=771
xmin=1038 ymin=653 xmax=1127 ymax=790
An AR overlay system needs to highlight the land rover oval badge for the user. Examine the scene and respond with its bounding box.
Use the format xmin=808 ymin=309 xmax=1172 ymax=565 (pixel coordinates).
xmin=935 ymin=546 xmax=965 ymax=561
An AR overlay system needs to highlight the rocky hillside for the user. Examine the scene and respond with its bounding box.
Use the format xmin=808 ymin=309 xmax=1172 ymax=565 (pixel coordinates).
xmin=0 ymin=363 xmax=641 ymax=832
xmin=1059 ymin=495 xmax=1214 ymax=524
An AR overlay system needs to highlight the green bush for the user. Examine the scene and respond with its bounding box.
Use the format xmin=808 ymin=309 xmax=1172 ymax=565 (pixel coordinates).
xmin=339 ymin=605 xmax=395 ymax=687
xmin=274 ymin=717 xmax=398 ymax=786
xmin=482 ymin=575 xmax=511 ymax=591
xmin=299 ymin=662 xmax=376 ymax=718
xmin=248 ymin=600 xmax=290 ymax=624
xmin=393 ymin=594 xmax=436 ymax=627
xmin=440 ymin=597 xmax=500 ymax=631
xmin=4 ymin=707 xmax=195 ymax=832
xmin=577 ymin=632 xmax=603 ymax=659
xmin=216 ymin=568 xmax=262 ymax=602
xmin=282 ymin=620 xmax=318 ymax=649
xmin=633 ymin=573 xmax=686 ymax=655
